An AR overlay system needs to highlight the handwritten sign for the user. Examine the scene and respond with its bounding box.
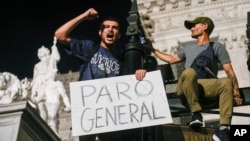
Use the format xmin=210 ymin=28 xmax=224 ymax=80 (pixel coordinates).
xmin=70 ymin=70 xmax=172 ymax=136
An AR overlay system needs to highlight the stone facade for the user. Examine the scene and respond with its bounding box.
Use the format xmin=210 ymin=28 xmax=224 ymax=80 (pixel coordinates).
xmin=137 ymin=0 xmax=250 ymax=88
xmin=56 ymin=71 xmax=79 ymax=141
xmin=0 ymin=101 xmax=61 ymax=141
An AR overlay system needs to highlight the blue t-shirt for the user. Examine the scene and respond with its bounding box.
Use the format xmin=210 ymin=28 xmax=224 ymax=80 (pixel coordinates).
xmin=66 ymin=39 xmax=121 ymax=81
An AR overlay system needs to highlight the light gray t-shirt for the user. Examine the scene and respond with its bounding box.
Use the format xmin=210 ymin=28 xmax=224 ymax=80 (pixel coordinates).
xmin=177 ymin=42 xmax=231 ymax=73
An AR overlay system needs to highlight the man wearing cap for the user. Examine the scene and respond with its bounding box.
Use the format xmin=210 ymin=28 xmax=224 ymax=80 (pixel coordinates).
xmin=145 ymin=16 xmax=243 ymax=141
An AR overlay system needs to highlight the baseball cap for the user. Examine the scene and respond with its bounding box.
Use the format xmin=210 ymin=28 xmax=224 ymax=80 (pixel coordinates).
xmin=184 ymin=17 xmax=214 ymax=35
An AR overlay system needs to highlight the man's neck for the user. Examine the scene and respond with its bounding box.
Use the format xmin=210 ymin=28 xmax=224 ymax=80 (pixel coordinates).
xmin=100 ymin=42 xmax=114 ymax=50
xmin=196 ymin=35 xmax=210 ymax=46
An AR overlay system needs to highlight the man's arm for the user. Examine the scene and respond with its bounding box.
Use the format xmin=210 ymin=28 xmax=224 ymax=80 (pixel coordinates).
xmin=54 ymin=8 xmax=99 ymax=47
xmin=222 ymin=63 xmax=243 ymax=105
xmin=145 ymin=40 xmax=181 ymax=64
xmin=136 ymin=40 xmax=181 ymax=81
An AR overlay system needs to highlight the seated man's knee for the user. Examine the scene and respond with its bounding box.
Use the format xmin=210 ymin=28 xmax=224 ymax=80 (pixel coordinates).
xmin=180 ymin=68 xmax=197 ymax=79
xmin=219 ymin=77 xmax=233 ymax=90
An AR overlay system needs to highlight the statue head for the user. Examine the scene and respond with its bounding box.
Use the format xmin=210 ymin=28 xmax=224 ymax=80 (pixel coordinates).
xmin=37 ymin=46 xmax=50 ymax=61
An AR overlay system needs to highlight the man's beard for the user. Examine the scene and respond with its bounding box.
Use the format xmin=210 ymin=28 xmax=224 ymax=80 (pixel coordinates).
xmin=191 ymin=35 xmax=198 ymax=39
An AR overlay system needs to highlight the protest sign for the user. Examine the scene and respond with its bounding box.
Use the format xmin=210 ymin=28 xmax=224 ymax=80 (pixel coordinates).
xmin=70 ymin=70 xmax=172 ymax=136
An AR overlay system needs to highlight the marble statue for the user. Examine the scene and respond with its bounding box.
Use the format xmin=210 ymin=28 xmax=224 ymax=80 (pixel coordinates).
xmin=20 ymin=77 xmax=37 ymax=108
xmin=20 ymin=77 xmax=32 ymax=100
xmin=45 ymin=77 xmax=71 ymax=134
xmin=31 ymin=38 xmax=61 ymax=120
xmin=0 ymin=72 xmax=22 ymax=104
xmin=0 ymin=71 xmax=36 ymax=105
xmin=31 ymin=37 xmax=71 ymax=134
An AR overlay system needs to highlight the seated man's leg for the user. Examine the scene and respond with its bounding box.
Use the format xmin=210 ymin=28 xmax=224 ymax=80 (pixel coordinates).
xmin=198 ymin=77 xmax=233 ymax=141
xmin=217 ymin=78 xmax=233 ymax=125
xmin=176 ymin=68 xmax=202 ymax=112
xmin=198 ymin=77 xmax=233 ymax=125
xmin=176 ymin=68 xmax=203 ymax=127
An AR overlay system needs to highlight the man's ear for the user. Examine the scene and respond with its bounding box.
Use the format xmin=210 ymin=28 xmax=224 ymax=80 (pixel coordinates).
xmin=203 ymin=24 xmax=208 ymax=31
xmin=118 ymin=33 xmax=121 ymax=39
xmin=99 ymin=30 xmax=101 ymax=36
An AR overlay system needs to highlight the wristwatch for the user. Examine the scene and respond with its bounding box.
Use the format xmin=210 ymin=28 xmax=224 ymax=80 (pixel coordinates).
xmin=234 ymin=94 xmax=241 ymax=98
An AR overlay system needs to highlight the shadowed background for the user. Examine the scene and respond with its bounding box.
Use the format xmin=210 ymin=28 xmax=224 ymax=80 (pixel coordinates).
xmin=0 ymin=0 xmax=132 ymax=79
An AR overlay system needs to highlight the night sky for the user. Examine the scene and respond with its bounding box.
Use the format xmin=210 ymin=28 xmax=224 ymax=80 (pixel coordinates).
xmin=0 ymin=0 xmax=132 ymax=79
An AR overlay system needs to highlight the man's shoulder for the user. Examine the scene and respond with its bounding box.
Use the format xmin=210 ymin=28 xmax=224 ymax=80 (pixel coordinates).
xmin=71 ymin=38 xmax=96 ymax=45
xmin=212 ymin=41 xmax=227 ymax=53
xmin=211 ymin=41 xmax=224 ymax=48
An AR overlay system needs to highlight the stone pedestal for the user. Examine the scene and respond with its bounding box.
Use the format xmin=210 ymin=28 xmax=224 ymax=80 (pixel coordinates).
xmin=0 ymin=101 xmax=61 ymax=141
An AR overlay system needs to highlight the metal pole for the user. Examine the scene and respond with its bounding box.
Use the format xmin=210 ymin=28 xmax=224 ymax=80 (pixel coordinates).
xmin=123 ymin=0 xmax=145 ymax=75
xmin=123 ymin=1 xmax=145 ymax=141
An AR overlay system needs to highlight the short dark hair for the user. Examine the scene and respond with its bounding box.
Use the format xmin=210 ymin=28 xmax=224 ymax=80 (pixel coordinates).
xmin=99 ymin=17 xmax=121 ymax=31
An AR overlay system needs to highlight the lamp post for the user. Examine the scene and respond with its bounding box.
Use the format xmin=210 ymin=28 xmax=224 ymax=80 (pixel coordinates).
xmin=121 ymin=1 xmax=145 ymax=140
xmin=121 ymin=1 xmax=160 ymax=141
xmin=122 ymin=0 xmax=146 ymax=75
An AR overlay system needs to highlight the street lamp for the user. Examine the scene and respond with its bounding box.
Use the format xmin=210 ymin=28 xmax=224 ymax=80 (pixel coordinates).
xmin=122 ymin=0 xmax=147 ymax=75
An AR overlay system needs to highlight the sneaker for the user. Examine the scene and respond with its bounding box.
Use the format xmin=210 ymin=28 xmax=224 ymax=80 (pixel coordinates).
xmin=189 ymin=112 xmax=203 ymax=127
xmin=212 ymin=128 xmax=229 ymax=141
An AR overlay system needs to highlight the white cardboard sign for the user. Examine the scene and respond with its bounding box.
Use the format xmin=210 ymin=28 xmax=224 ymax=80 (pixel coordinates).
xmin=70 ymin=70 xmax=173 ymax=136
